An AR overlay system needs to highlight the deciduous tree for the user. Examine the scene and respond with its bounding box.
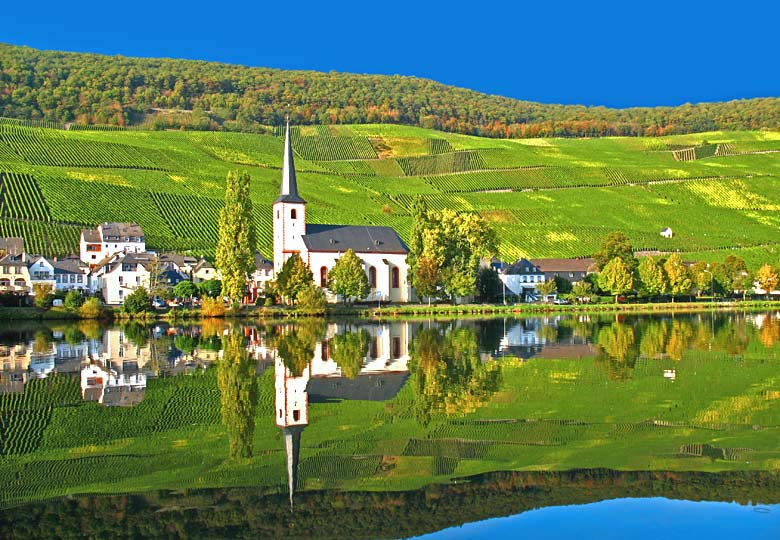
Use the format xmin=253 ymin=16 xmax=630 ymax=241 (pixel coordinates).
xmin=664 ymin=253 xmax=692 ymax=301
xmin=594 ymin=231 xmax=637 ymax=271
xmin=598 ymin=257 xmax=634 ymax=303
xmin=216 ymin=170 xmax=256 ymax=304
xmin=637 ymin=257 xmax=667 ymax=300
xmin=329 ymin=249 xmax=369 ymax=303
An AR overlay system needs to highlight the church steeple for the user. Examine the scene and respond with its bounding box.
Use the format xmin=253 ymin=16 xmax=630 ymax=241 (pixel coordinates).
xmin=275 ymin=119 xmax=306 ymax=204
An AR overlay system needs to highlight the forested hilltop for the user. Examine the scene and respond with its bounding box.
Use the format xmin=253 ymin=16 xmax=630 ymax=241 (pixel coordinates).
xmin=1 ymin=43 xmax=779 ymax=138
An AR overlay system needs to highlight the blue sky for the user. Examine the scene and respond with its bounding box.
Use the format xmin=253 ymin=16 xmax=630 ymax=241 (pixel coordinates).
xmin=3 ymin=0 xmax=778 ymax=108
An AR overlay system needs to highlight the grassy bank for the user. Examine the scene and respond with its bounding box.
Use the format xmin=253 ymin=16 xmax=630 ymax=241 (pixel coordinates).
xmin=4 ymin=299 xmax=780 ymax=321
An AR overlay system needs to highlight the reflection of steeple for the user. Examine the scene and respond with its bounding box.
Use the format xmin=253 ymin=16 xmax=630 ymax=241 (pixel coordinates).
xmin=282 ymin=425 xmax=304 ymax=510
xmin=275 ymin=355 xmax=310 ymax=510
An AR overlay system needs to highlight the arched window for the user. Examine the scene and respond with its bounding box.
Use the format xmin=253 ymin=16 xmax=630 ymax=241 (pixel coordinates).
xmin=291 ymin=209 xmax=297 ymax=219
xmin=368 ymin=266 xmax=377 ymax=288
xmin=276 ymin=210 xmax=279 ymax=219
xmin=320 ymin=266 xmax=328 ymax=288
xmin=391 ymin=267 xmax=400 ymax=288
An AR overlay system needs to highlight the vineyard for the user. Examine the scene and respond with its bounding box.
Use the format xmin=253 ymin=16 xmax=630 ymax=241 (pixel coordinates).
xmin=0 ymin=123 xmax=777 ymax=262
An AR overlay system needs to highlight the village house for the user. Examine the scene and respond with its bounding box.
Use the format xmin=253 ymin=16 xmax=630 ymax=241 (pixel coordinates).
xmin=192 ymin=258 xmax=218 ymax=284
xmin=499 ymin=258 xmax=546 ymax=301
xmin=274 ymin=122 xmax=412 ymax=302
xmin=93 ymin=251 xmax=155 ymax=305
xmin=52 ymin=256 xmax=91 ymax=292
xmin=530 ymin=257 xmax=595 ymax=284
xmin=27 ymin=255 xmax=56 ymax=294
xmin=80 ymin=222 xmax=146 ymax=266
xmin=0 ymin=252 xmax=31 ymax=296
xmin=248 ymin=251 xmax=274 ymax=303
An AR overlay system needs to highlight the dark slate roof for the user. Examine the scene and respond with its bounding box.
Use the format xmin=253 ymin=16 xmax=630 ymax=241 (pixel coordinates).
xmin=303 ymin=225 xmax=408 ymax=254
xmin=254 ymin=251 xmax=273 ymax=270
xmin=307 ymin=372 xmax=409 ymax=402
xmin=0 ymin=237 xmax=24 ymax=257
xmin=52 ymin=259 xmax=85 ymax=274
xmin=503 ymin=258 xmax=543 ymax=275
xmin=102 ymin=386 xmax=146 ymax=407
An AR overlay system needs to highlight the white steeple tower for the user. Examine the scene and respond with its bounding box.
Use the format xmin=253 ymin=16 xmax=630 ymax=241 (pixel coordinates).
xmin=273 ymin=119 xmax=308 ymax=274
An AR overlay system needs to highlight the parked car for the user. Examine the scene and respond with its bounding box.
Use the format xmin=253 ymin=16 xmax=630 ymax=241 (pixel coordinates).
xmin=152 ymin=298 xmax=166 ymax=309
xmin=553 ymin=298 xmax=570 ymax=305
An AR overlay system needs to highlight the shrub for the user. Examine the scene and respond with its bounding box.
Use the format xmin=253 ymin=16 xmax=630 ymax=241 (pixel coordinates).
xmin=32 ymin=283 xmax=54 ymax=309
xmin=297 ymin=283 xmax=327 ymax=314
xmin=80 ymin=297 xmax=103 ymax=319
xmin=63 ymin=289 xmax=84 ymax=311
xmin=201 ymin=296 xmax=226 ymax=317
xmin=123 ymin=287 xmax=151 ymax=314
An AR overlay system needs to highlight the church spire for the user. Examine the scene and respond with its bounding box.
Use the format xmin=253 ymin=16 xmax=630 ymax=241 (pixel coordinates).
xmin=275 ymin=118 xmax=306 ymax=204
xmin=283 ymin=425 xmax=304 ymax=511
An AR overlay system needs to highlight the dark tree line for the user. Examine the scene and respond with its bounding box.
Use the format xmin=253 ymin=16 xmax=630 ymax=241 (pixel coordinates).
xmin=1 ymin=43 xmax=779 ymax=137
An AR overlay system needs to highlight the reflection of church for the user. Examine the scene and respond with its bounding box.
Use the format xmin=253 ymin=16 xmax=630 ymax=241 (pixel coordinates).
xmin=274 ymin=321 xmax=413 ymax=507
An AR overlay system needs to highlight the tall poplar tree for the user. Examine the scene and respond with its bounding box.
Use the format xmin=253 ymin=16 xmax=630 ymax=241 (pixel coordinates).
xmin=216 ymin=171 xmax=256 ymax=304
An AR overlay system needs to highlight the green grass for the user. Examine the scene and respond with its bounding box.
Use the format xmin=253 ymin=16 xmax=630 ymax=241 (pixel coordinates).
xmin=1 ymin=124 xmax=780 ymax=263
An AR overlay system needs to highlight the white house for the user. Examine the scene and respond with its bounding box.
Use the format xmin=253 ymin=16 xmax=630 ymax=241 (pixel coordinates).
xmin=27 ymin=256 xmax=56 ymax=294
xmin=499 ymin=258 xmax=547 ymax=301
xmin=248 ymin=252 xmax=274 ymax=302
xmin=273 ymin=122 xmax=412 ymax=302
xmin=94 ymin=252 xmax=154 ymax=305
xmin=80 ymin=222 xmax=145 ymax=266
xmin=660 ymin=227 xmax=674 ymax=239
xmin=52 ymin=256 xmax=91 ymax=292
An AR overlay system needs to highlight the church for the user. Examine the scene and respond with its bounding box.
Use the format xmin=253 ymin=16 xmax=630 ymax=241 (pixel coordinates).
xmin=273 ymin=122 xmax=413 ymax=302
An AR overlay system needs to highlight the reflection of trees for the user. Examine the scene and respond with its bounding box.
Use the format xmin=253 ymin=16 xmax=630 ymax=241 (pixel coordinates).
xmin=331 ymin=329 xmax=369 ymax=379
xmin=758 ymin=316 xmax=780 ymax=348
xmin=122 ymin=322 xmax=150 ymax=348
xmin=639 ymin=320 xmax=668 ymax=359
xmin=665 ymin=319 xmax=694 ymax=361
xmin=62 ymin=325 xmax=85 ymax=345
xmin=32 ymin=330 xmax=53 ymax=354
xmin=218 ymin=330 xmax=258 ymax=459
xmin=77 ymin=320 xmax=104 ymax=341
xmin=272 ymin=320 xmax=326 ymax=377
xmin=410 ymin=327 xmax=502 ymax=423
xmin=712 ymin=317 xmax=752 ymax=356
xmin=596 ymin=322 xmax=637 ymax=381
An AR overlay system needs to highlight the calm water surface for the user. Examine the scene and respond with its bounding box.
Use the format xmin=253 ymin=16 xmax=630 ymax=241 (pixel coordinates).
xmin=1 ymin=311 xmax=779 ymax=538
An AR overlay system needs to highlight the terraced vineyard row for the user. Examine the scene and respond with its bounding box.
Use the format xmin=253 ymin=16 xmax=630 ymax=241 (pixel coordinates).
xmin=292 ymin=135 xmax=377 ymax=161
xmin=151 ymin=192 xmax=222 ymax=243
xmin=427 ymin=138 xmax=454 ymax=154
xmin=0 ymin=172 xmax=51 ymax=221
xmin=36 ymin=175 xmax=172 ymax=238
xmin=396 ymin=150 xmax=487 ymax=176
xmin=0 ymin=220 xmax=81 ymax=255
xmin=0 ymin=125 xmax=166 ymax=169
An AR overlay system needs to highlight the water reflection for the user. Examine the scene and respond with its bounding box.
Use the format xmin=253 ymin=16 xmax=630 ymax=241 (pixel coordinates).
xmin=219 ymin=330 xmax=258 ymax=459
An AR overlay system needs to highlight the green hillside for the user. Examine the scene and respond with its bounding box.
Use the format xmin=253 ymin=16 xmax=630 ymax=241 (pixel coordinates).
xmin=1 ymin=120 xmax=780 ymax=264
xmin=1 ymin=43 xmax=779 ymax=138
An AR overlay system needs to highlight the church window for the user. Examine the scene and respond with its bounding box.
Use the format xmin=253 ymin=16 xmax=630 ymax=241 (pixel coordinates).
xmin=291 ymin=209 xmax=297 ymax=219
xmin=320 ymin=266 xmax=328 ymax=287
xmin=276 ymin=210 xmax=279 ymax=219
xmin=391 ymin=267 xmax=400 ymax=288
xmin=368 ymin=266 xmax=377 ymax=288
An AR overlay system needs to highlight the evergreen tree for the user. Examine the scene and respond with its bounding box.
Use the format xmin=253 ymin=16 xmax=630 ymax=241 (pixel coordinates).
xmin=216 ymin=170 xmax=256 ymax=304
xmin=329 ymin=249 xmax=370 ymax=303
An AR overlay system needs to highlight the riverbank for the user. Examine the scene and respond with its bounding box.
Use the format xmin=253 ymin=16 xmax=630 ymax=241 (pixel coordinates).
xmin=3 ymin=299 xmax=780 ymax=321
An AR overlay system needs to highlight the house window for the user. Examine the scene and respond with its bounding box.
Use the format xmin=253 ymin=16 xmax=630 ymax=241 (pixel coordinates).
xmin=391 ymin=267 xmax=400 ymax=288
xmin=320 ymin=266 xmax=328 ymax=288
xmin=276 ymin=210 xmax=279 ymax=219
xmin=370 ymin=337 xmax=379 ymax=359
xmin=293 ymin=410 xmax=300 ymax=421
xmin=291 ymin=209 xmax=297 ymax=220
xmin=119 ymin=276 xmax=124 ymax=285
xmin=368 ymin=267 xmax=376 ymax=288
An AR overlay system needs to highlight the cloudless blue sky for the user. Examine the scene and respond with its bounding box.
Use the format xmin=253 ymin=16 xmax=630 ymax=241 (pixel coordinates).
xmin=3 ymin=0 xmax=778 ymax=108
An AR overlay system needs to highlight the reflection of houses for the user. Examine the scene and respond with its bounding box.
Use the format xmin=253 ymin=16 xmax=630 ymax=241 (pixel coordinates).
xmin=498 ymin=319 xmax=595 ymax=360
xmin=80 ymin=359 xmax=147 ymax=406
xmin=103 ymin=328 xmax=152 ymax=368
xmin=0 ymin=343 xmax=29 ymax=394
xmin=274 ymin=321 xmax=413 ymax=508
